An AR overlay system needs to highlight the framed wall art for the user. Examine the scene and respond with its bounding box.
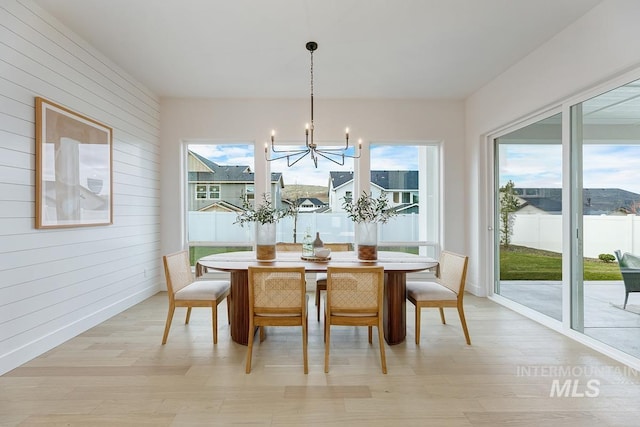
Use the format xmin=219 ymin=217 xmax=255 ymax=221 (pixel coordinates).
xmin=35 ymin=97 xmax=113 ymax=228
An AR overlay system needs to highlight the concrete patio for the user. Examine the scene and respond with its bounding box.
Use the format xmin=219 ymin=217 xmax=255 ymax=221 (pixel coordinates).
xmin=499 ymin=281 xmax=640 ymax=358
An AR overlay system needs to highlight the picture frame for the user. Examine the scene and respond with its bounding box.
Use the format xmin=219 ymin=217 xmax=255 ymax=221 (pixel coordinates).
xmin=35 ymin=97 xmax=113 ymax=229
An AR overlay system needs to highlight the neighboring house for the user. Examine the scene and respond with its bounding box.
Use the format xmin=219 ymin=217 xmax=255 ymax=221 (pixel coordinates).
xmin=188 ymin=150 xmax=284 ymax=211
xmin=514 ymin=188 xmax=640 ymax=215
xmin=328 ymin=170 xmax=419 ymax=213
xmin=295 ymin=197 xmax=328 ymax=212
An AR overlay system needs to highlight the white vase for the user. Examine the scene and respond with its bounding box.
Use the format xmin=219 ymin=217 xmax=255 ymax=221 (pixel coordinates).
xmin=357 ymin=221 xmax=378 ymax=260
xmin=255 ymin=222 xmax=276 ymax=260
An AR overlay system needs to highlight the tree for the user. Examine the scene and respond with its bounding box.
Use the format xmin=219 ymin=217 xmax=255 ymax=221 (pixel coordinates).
xmin=499 ymin=180 xmax=520 ymax=247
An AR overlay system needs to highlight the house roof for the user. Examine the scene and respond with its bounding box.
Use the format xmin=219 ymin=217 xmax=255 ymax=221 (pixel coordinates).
xmin=197 ymin=200 xmax=243 ymax=212
xmin=329 ymin=170 xmax=418 ymax=191
xmin=330 ymin=171 xmax=354 ymax=189
xmin=515 ymin=188 xmax=640 ymax=215
xmin=296 ymin=197 xmax=327 ymax=206
xmin=189 ymin=150 xmax=282 ymax=185
xmin=391 ymin=203 xmax=419 ymax=213
xmin=371 ymin=171 xmax=418 ymax=191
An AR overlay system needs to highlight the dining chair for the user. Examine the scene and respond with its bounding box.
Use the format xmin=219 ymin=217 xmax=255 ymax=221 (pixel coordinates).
xmin=246 ymin=266 xmax=308 ymax=374
xmin=276 ymin=242 xmax=303 ymax=252
xmin=314 ymin=243 xmax=351 ymax=321
xmin=162 ymin=250 xmax=231 ymax=344
xmin=324 ymin=266 xmax=386 ymax=374
xmin=406 ymin=250 xmax=470 ymax=345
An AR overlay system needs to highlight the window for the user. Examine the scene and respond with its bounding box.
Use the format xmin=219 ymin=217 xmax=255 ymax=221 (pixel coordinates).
xmin=195 ymin=184 xmax=220 ymax=200
xmin=269 ymin=143 xmax=356 ymax=243
xmin=186 ymin=143 xmax=255 ymax=263
xmin=196 ymin=184 xmax=207 ymax=199
xmin=187 ymin=141 xmax=441 ymax=262
xmin=209 ymin=184 xmax=220 ymax=199
xmin=370 ymin=143 xmax=440 ymax=257
xmin=245 ymin=184 xmax=254 ymax=201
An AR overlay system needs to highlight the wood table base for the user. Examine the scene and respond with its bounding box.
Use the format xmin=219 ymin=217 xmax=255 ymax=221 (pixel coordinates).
xmin=229 ymin=270 xmax=250 ymax=345
xmin=383 ymin=272 xmax=407 ymax=345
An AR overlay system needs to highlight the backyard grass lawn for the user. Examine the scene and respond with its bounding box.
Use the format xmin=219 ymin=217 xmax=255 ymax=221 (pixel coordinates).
xmin=500 ymin=245 xmax=622 ymax=280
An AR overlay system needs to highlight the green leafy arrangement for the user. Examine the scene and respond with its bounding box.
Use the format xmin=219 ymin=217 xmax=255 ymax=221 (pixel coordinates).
xmin=235 ymin=193 xmax=291 ymax=226
xmin=342 ymin=191 xmax=398 ymax=223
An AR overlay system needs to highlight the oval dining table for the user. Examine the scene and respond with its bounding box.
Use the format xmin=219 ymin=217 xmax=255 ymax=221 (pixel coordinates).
xmin=196 ymin=250 xmax=437 ymax=346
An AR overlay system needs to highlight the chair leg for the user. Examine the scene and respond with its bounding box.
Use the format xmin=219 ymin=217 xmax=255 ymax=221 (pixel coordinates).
xmin=324 ymin=308 xmax=327 ymax=343
xmin=439 ymin=307 xmax=446 ymax=324
xmin=324 ymin=321 xmax=331 ymax=373
xmin=226 ymin=296 xmax=231 ymax=324
xmin=624 ymin=292 xmax=630 ymax=309
xmin=368 ymin=326 xmax=372 ymax=344
xmin=415 ymin=304 xmax=421 ymax=345
xmin=377 ymin=321 xmax=387 ymax=374
xmin=260 ymin=326 xmax=266 ymax=342
xmin=245 ymin=318 xmax=255 ymax=374
xmin=302 ymin=317 xmax=308 ymax=374
xmin=316 ymin=288 xmax=322 ymax=322
xmin=185 ymin=307 xmax=192 ymax=324
xmin=162 ymin=303 xmax=175 ymax=345
xmin=457 ymin=304 xmax=471 ymax=345
xmin=212 ymin=303 xmax=218 ymax=344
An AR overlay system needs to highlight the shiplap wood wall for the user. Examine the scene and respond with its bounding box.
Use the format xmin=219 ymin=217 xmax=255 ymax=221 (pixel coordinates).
xmin=0 ymin=0 xmax=161 ymax=375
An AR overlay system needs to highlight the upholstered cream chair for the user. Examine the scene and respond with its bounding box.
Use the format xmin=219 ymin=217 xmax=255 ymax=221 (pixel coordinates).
xmin=406 ymin=250 xmax=470 ymax=345
xmin=162 ymin=250 xmax=231 ymax=344
xmin=314 ymin=243 xmax=351 ymax=321
xmin=246 ymin=266 xmax=308 ymax=374
xmin=324 ymin=266 xmax=386 ymax=374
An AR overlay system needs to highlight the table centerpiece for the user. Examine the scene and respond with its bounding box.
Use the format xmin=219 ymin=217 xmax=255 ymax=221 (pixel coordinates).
xmin=343 ymin=191 xmax=398 ymax=260
xmin=235 ymin=193 xmax=291 ymax=260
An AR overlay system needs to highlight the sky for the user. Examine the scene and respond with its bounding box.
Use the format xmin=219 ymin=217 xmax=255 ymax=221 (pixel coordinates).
xmin=190 ymin=142 xmax=640 ymax=195
xmin=189 ymin=144 xmax=419 ymax=187
xmin=499 ymin=144 xmax=640 ymax=194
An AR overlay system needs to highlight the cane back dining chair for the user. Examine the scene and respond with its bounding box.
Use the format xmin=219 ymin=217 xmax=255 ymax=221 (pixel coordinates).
xmin=406 ymin=250 xmax=470 ymax=345
xmin=314 ymin=243 xmax=352 ymax=321
xmin=162 ymin=250 xmax=231 ymax=344
xmin=246 ymin=266 xmax=308 ymax=374
xmin=324 ymin=266 xmax=387 ymax=374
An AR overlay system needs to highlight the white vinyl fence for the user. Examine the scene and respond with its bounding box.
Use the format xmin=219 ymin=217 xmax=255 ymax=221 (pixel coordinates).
xmin=511 ymin=214 xmax=640 ymax=257
xmin=188 ymin=212 xmax=421 ymax=244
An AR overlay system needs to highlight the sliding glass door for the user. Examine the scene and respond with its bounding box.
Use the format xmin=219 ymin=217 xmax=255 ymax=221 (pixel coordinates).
xmin=494 ymin=114 xmax=563 ymax=320
xmin=493 ymin=77 xmax=640 ymax=360
xmin=571 ymin=78 xmax=640 ymax=358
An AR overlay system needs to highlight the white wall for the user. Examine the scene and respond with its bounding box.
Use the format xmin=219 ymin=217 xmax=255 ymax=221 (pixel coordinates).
xmin=0 ymin=1 xmax=161 ymax=375
xmin=465 ymin=0 xmax=640 ymax=296
xmin=160 ymin=98 xmax=465 ymax=257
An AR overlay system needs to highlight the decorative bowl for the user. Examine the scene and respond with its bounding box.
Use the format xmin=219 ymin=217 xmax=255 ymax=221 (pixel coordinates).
xmin=314 ymin=247 xmax=331 ymax=258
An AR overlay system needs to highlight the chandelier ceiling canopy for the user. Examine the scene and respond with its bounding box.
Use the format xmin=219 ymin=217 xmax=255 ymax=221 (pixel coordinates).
xmin=265 ymin=41 xmax=361 ymax=168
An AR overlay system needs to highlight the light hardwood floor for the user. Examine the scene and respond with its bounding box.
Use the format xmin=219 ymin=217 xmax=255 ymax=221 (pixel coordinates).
xmin=1 ymin=292 xmax=640 ymax=426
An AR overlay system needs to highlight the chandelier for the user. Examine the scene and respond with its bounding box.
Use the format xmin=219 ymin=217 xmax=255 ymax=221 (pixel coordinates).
xmin=265 ymin=41 xmax=361 ymax=168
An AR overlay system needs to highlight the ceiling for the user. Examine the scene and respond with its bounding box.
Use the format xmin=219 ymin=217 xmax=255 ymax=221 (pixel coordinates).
xmin=33 ymin=0 xmax=602 ymax=100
